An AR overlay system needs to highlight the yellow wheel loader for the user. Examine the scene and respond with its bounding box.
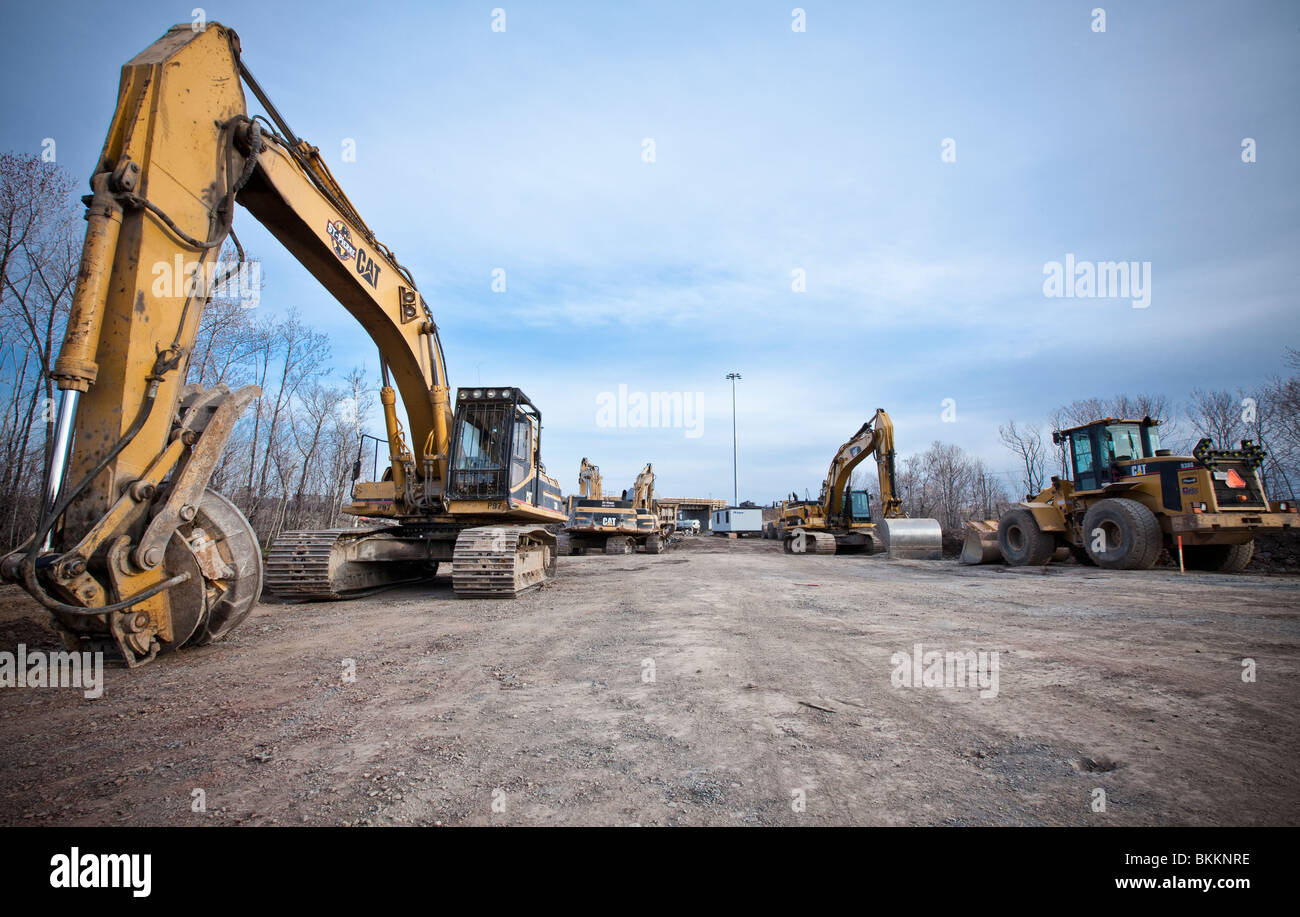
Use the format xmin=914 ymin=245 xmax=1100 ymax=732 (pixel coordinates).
xmin=561 ymin=462 xmax=668 ymax=555
xmin=0 ymin=23 xmax=567 ymax=666
xmin=778 ymin=409 xmax=942 ymax=559
xmin=962 ymin=417 xmax=1298 ymax=571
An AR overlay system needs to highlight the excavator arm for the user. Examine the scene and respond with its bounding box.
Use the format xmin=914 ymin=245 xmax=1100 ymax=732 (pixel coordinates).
xmin=578 ymin=458 xmax=603 ymax=499
xmin=626 ymin=463 xmax=655 ymax=510
xmin=818 ymin=409 xmax=902 ymax=523
xmin=0 ymin=22 xmax=558 ymax=665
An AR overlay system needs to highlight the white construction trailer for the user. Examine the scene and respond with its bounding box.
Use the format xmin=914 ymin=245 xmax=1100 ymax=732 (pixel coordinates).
xmin=711 ymin=508 xmax=763 ymax=537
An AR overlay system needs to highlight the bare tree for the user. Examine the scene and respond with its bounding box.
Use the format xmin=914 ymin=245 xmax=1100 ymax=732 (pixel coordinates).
xmin=921 ymin=440 xmax=973 ymax=532
xmin=287 ymin=382 xmax=344 ymax=529
xmin=1184 ymin=388 xmax=1245 ymax=450
xmin=245 ymin=310 xmax=330 ymax=530
xmin=187 ymin=246 xmax=263 ymax=390
xmin=999 ymin=419 xmax=1045 ymax=498
xmin=969 ymin=459 xmax=1010 ymax=521
xmin=0 ymin=153 xmax=78 ymax=549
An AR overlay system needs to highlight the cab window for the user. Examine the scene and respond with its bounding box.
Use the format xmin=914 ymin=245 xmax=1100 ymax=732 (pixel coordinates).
xmin=1071 ymin=430 xmax=1097 ymax=490
xmin=452 ymin=404 xmax=509 ymax=470
xmin=1103 ymin=424 xmax=1146 ymax=463
xmin=512 ymin=417 xmax=533 ymax=463
xmin=510 ymin=416 xmax=533 ymax=487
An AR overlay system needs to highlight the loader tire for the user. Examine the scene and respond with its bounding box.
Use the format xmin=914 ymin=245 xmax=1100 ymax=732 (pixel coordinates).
xmin=1183 ymin=541 xmax=1255 ymax=573
xmin=1081 ymin=498 xmax=1161 ymax=570
xmin=997 ymin=509 xmax=1057 ymax=566
xmin=1069 ymin=543 xmax=1096 ymax=566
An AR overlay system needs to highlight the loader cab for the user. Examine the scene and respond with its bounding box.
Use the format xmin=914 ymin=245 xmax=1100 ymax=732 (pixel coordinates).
xmin=1058 ymin=418 xmax=1160 ymax=491
xmin=447 ymin=387 xmax=542 ymax=503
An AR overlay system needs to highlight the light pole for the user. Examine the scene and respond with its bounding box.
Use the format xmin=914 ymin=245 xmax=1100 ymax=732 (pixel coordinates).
xmin=726 ymin=372 xmax=741 ymax=506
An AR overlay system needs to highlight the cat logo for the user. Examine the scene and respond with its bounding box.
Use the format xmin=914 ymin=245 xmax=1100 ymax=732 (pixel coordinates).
xmin=355 ymin=247 xmax=381 ymax=288
xmin=326 ymin=219 xmax=357 ymax=262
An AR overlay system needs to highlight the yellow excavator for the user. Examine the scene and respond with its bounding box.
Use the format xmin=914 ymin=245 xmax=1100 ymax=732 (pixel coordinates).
xmin=0 ymin=23 xmax=566 ymax=666
xmin=777 ymin=409 xmax=942 ymax=558
xmin=560 ymin=461 xmax=666 ymax=555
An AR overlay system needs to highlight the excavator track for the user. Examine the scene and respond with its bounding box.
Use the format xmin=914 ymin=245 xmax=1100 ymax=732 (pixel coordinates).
xmin=604 ymin=536 xmax=634 ymax=555
xmin=265 ymin=528 xmax=438 ymax=600
xmin=265 ymin=530 xmax=358 ymax=600
xmin=451 ymin=526 xmax=557 ymax=598
xmin=783 ymin=528 xmax=838 ymax=554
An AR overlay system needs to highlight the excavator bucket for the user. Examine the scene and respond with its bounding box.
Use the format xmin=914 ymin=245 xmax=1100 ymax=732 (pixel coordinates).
xmin=961 ymin=520 xmax=1002 ymax=565
xmin=879 ymin=518 xmax=943 ymax=560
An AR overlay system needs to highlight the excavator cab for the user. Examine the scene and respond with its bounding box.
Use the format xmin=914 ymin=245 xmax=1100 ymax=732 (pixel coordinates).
xmin=846 ymin=489 xmax=873 ymax=523
xmin=447 ymin=387 xmax=545 ymax=507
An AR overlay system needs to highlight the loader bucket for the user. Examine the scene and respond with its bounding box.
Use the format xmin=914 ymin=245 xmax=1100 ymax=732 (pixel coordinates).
xmin=961 ymin=520 xmax=1002 ymax=565
xmin=879 ymin=518 xmax=943 ymax=560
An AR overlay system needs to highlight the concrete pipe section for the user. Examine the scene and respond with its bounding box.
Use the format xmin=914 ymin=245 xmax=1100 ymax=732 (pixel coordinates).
xmin=879 ymin=518 xmax=943 ymax=560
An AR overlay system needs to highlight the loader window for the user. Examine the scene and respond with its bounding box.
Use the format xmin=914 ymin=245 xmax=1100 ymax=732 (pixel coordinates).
xmin=1071 ymin=429 xmax=1098 ymax=491
xmin=1103 ymin=424 xmax=1147 ymax=464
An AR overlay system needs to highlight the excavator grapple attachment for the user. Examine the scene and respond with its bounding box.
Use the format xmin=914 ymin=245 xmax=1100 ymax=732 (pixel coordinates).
xmin=188 ymin=489 xmax=264 ymax=644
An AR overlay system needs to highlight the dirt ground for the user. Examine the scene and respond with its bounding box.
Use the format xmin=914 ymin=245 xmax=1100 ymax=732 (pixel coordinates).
xmin=1 ymin=534 xmax=1297 ymax=826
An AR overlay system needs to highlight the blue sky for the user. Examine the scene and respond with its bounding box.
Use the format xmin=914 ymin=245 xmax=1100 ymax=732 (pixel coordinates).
xmin=2 ymin=1 xmax=1297 ymax=501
